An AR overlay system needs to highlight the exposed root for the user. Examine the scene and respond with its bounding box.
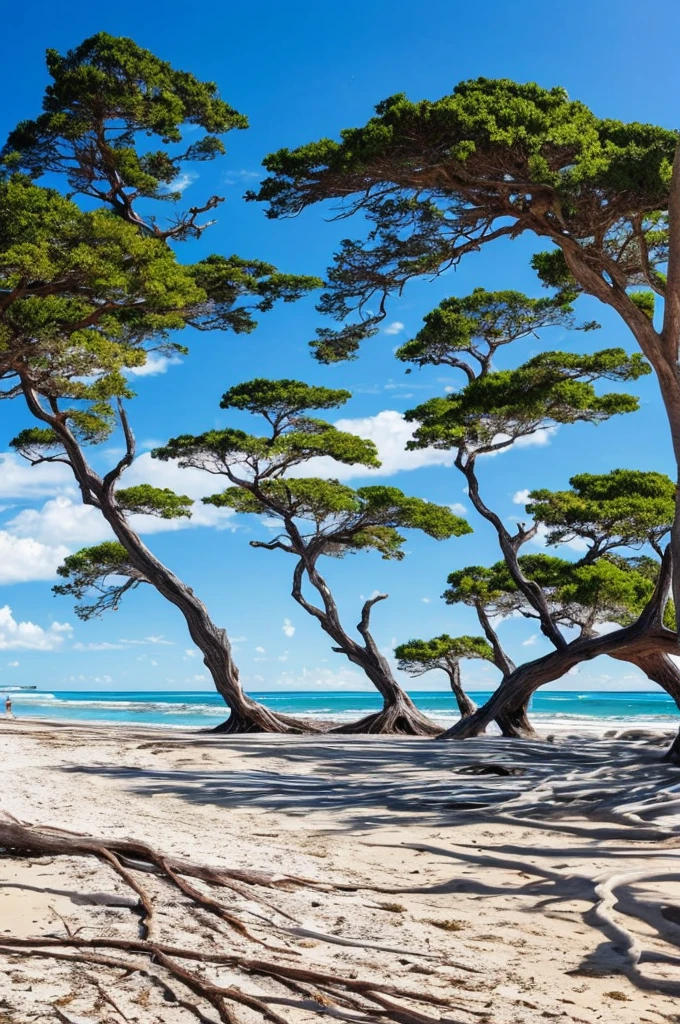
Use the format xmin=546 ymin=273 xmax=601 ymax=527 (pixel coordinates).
xmin=0 ymin=817 xmax=458 ymax=1024
xmin=208 ymin=706 xmax=320 ymax=734
xmin=331 ymin=702 xmax=442 ymax=737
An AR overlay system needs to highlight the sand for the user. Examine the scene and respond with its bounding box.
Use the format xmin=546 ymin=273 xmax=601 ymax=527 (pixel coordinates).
xmin=0 ymin=718 xmax=678 ymax=1024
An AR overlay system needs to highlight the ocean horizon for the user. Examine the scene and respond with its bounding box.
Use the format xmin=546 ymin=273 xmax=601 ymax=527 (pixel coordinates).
xmin=4 ymin=688 xmax=680 ymax=733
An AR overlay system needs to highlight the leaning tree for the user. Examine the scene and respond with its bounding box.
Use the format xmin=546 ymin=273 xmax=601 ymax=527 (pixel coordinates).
xmin=153 ymin=379 xmax=471 ymax=735
xmin=0 ymin=35 xmax=319 ymax=732
xmin=392 ymin=289 xmax=680 ymax=743
xmin=393 ymin=635 xmax=493 ymax=719
xmin=250 ymin=79 xmax=680 ymax=632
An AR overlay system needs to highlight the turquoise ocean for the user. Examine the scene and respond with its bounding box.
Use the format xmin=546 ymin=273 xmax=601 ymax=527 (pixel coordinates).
xmin=4 ymin=689 xmax=680 ymax=732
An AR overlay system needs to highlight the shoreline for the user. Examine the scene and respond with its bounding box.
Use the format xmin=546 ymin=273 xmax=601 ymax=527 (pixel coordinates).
xmin=4 ymin=710 xmax=679 ymax=741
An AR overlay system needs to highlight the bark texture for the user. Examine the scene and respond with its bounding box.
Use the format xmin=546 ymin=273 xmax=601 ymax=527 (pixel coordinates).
xmin=20 ymin=383 xmax=308 ymax=734
xmin=293 ymin=562 xmax=441 ymax=736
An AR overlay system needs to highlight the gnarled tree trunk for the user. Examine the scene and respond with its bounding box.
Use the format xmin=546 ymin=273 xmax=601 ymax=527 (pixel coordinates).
xmin=445 ymin=663 xmax=477 ymax=718
xmin=101 ymin=498 xmax=314 ymax=734
xmin=20 ymin=382 xmax=311 ymax=735
xmin=293 ymin=562 xmax=441 ymax=736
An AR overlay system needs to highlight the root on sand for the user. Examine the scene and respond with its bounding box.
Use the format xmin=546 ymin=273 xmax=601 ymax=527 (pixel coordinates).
xmin=0 ymin=816 xmax=459 ymax=1024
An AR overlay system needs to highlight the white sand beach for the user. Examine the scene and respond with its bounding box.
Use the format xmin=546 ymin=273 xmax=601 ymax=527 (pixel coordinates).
xmin=0 ymin=720 xmax=679 ymax=1024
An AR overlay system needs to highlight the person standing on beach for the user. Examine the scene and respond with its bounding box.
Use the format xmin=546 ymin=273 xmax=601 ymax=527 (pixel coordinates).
xmin=5 ymin=695 xmax=13 ymax=718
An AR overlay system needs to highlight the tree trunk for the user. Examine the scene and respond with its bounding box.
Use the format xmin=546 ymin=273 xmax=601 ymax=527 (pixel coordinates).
xmin=445 ymin=663 xmax=477 ymax=718
xmin=102 ymin=507 xmax=314 ymax=734
xmin=613 ymin=650 xmax=680 ymax=763
xmin=439 ymin=621 xmax=670 ymax=740
xmin=329 ymin=645 xmax=442 ymax=737
xmin=495 ymin=702 xmax=536 ymax=738
xmin=664 ymin=728 xmax=680 ymax=763
xmin=294 ymin=564 xmax=441 ymax=736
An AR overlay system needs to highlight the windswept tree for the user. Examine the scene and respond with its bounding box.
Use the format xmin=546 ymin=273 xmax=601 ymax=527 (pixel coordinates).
xmin=1 ymin=35 xmax=319 ymax=732
xmin=250 ymin=80 xmax=680 ymax=631
xmin=153 ymin=379 xmax=471 ymax=735
xmin=393 ymin=289 xmax=680 ymax=743
xmin=394 ymin=635 xmax=493 ymax=719
xmin=440 ymin=483 xmax=678 ymax=740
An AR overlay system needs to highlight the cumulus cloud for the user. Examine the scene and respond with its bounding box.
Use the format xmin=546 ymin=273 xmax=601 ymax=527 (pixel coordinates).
xmin=291 ymin=410 xmax=458 ymax=480
xmin=448 ymin=502 xmax=467 ymax=515
xmin=384 ymin=321 xmax=405 ymax=336
xmin=282 ymin=618 xmax=296 ymax=638
xmin=0 ymin=607 xmax=72 ymax=651
xmin=6 ymin=488 xmax=236 ymax=549
xmin=0 ymin=454 xmax=73 ymax=499
xmin=0 ymin=531 xmax=70 ymax=584
xmin=513 ymin=489 xmax=531 ymax=506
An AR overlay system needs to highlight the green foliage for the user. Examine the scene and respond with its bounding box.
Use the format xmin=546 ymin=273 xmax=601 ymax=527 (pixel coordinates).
xmin=526 ymin=469 xmax=675 ymax=552
xmin=444 ymin=552 xmax=656 ymax=632
xmin=54 ymin=541 xmax=145 ymax=619
xmin=3 ymin=33 xmax=247 ymax=207
xmin=250 ymin=77 xmax=677 ymax=360
xmin=405 ymin=349 xmax=647 ymax=452
xmin=205 ymin=479 xmax=471 ymax=560
xmin=115 ymin=484 xmax=193 ymax=519
xmin=395 ymin=288 xmax=579 ymax=372
xmin=10 ymin=427 xmax=64 ymax=461
xmin=153 ymin=378 xmax=380 ymax=475
xmin=629 ymin=291 xmax=655 ymax=319
xmin=220 ymin=378 xmax=352 ymax=419
xmin=395 ymin=634 xmax=494 ymax=675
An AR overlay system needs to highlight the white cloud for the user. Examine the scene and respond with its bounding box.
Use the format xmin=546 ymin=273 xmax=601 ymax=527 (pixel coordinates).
xmin=6 ymin=488 xmax=236 ymax=549
xmin=513 ymin=489 xmax=531 ymax=505
xmin=0 ymin=607 xmax=72 ymax=651
xmin=421 ymin=597 xmax=431 ymax=604
xmin=384 ymin=321 xmax=405 ymax=336
xmin=292 ymin=411 xmax=458 ymax=481
xmin=127 ymin=354 xmax=183 ymax=378
xmin=7 ymin=496 xmax=111 ymax=547
xmin=0 ymin=454 xmax=73 ymax=499
xmin=185 ymin=648 xmax=198 ymax=658
xmin=282 ymin=618 xmax=296 ymax=638
xmin=522 ymin=634 xmax=539 ymax=647
xmin=74 ymin=635 xmax=173 ymax=652
xmin=7 ymin=661 xmax=19 ymax=668
xmin=166 ymin=172 xmax=198 ymax=194
xmin=448 ymin=502 xmax=467 ymax=515
xmin=255 ymin=645 xmax=266 ymax=655
xmin=0 ymin=531 xmax=70 ymax=584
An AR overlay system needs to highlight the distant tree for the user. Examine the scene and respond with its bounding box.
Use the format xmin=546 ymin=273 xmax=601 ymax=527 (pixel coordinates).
xmin=154 ymin=379 xmax=471 ymax=735
xmin=394 ymin=635 xmax=493 ymax=718
xmin=250 ymin=80 xmax=680 ymax=637
xmin=1 ymin=35 xmax=319 ymax=733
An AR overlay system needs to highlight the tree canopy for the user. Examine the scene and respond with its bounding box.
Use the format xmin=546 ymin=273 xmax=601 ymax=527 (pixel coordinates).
xmin=395 ymin=634 xmax=494 ymax=675
xmin=404 ymin=349 xmax=648 ymax=454
xmin=249 ymin=78 xmax=677 ymax=360
xmin=526 ymin=470 xmax=675 ymax=557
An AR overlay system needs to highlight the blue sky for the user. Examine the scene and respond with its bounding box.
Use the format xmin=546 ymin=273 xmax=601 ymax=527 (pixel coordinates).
xmin=0 ymin=0 xmax=677 ymax=695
